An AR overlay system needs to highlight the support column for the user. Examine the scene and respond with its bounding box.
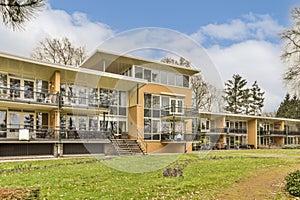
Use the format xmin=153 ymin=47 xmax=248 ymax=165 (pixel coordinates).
xmin=248 ymin=119 xmax=257 ymax=149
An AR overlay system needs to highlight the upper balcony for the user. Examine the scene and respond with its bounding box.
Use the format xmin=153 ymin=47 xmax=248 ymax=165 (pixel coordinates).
xmin=160 ymin=106 xmax=198 ymax=119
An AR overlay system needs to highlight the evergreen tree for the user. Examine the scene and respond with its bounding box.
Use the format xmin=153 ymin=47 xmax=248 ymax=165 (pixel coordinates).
xmin=242 ymin=88 xmax=252 ymax=115
xmin=250 ymin=81 xmax=265 ymax=115
xmin=224 ymin=74 xmax=247 ymax=114
xmin=276 ymin=93 xmax=300 ymax=119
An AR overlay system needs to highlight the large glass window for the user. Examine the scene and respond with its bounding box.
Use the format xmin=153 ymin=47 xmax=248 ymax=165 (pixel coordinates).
xmin=68 ymin=116 xmax=76 ymax=130
xmin=36 ymin=112 xmax=48 ymax=130
xmin=176 ymin=75 xmax=183 ymax=87
xmin=168 ymin=73 xmax=175 ymax=86
xmin=88 ymin=88 xmax=98 ymax=107
xmin=160 ymin=71 xmax=167 ymax=84
xmin=67 ymin=84 xmax=76 ymax=104
xmin=152 ymin=70 xmax=160 ymax=83
xmin=0 ymin=111 xmax=7 ymax=137
xmin=183 ymin=75 xmax=189 ymax=88
xmin=10 ymin=78 xmax=20 ymax=98
xmin=99 ymin=88 xmax=109 ymax=107
xmin=144 ymin=69 xmax=151 ymax=82
xmin=135 ymin=66 xmax=143 ymax=79
xmin=24 ymin=113 xmax=34 ymax=131
xmin=89 ymin=116 xmax=98 ymax=131
xmin=37 ymin=80 xmax=48 ymax=102
xmin=78 ymin=87 xmax=87 ymax=105
xmin=78 ymin=117 xmax=87 ymax=130
xmin=119 ymin=91 xmax=127 ymax=116
xmin=24 ymin=80 xmax=34 ymax=99
xmin=0 ymin=74 xmax=7 ymax=96
xmin=9 ymin=113 xmax=20 ymax=132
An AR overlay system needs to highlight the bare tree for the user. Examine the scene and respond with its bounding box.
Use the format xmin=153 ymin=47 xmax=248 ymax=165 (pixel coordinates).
xmin=190 ymin=74 xmax=211 ymax=110
xmin=281 ymin=7 xmax=300 ymax=91
xmin=0 ymin=0 xmax=45 ymax=30
xmin=31 ymin=37 xmax=87 ymax=66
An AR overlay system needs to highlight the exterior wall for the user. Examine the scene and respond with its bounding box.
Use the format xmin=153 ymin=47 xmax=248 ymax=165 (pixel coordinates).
xmin=248 ymin=119 xmax=257 ymax=148
xmin=146 ymin=142 xmax=186 ymax=153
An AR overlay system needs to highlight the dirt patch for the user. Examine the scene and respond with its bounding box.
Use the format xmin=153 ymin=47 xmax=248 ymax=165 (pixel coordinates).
xmin=0 ymin=187 xmax=40 ymax=199
xmin=215 ymin=164 xmax=300 ymax=200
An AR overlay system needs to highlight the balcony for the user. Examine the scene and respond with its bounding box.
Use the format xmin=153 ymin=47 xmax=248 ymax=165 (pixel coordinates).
xmin=160 ymin=131 xmax=198 ymax=142
xmin=160 ymin=106 xmax=198 ymax=118
xmin=204 ymin=128 xmax=247 ymax=134
xmin=0 ymin=86 xmax=115 ymax=111
xmin=258 ymin=130 xmax=285 ymax=136
xmin=0 ymin=127 xmax=111 ymax=141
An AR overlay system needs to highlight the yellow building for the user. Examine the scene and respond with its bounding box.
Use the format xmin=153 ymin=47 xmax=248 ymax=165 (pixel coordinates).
xmin=0 ymin=50 xmax=199 ymax=156
xmin=1 ymin=50 xmax=300 ymax=157
xmin=197 ymin=112 xmax=300 ymax=150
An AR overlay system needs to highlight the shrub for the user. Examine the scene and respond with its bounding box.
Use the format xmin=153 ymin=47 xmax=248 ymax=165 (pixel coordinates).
xmin=285 ymin=170 xmax=300 ymax=197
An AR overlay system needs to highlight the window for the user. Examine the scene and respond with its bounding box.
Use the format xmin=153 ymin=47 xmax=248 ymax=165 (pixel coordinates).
xmin=78 ymin=117 xmax=87 ymax=130
xmin=119 ymin=91 xmax=127 ymax=116
xmin=144 ymin=119 xmax=151 ymax=133
xmin=78 ymin=87 xmax=87 ymax=105
xmin=9 ymin=113 xmax=20 ymax=132
xmin=160 ymin=71 xmax=167 ymax=84
xmin=37 ymin=80 xmax=48 ymax=102
xmin=168 ymin=73 xmax=175 ymax=86
xmin=135 ymin=66 xmax=143 ymax=79
xmin=176 ymin=75 xmax=183 ymax=87
xmin=24 ymin=80 xmax=34 ymax=99
xmin=183 ymin=75 xmax=189 ymax=88
xmin=0 ymin=74 xmax=7 ymax=95
xmin=88 ymin=88 xmax=98 ymax=106
xmin=152 ymin=70 xmax=160 ymax=83
xmin=144 ymin=69 xmax=151 ymax=82
xmin=68 ymin=116 xmax=76 ymax=130
xmin=152 ymin=95 xmax=160 ymax=118
xmin=24 ymin=113 xmax=34 ymax=131
xmin=10 ymin=78 xmax=20 ymax=98
xmin=67 ymin=84 xmax=76 ymax=104
xmin=36 ymin=112 xmax=48 ymax=130
xmin=0 ymin=111 xmax=7 ymax=137
xmin=99 ymin=88 xmax=109 ymax=107
xmin=89 ymin=116 xmax=98 ymax=131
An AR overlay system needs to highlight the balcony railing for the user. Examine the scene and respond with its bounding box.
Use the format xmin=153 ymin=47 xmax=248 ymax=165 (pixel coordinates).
xmin=160 ymin=131 xmax=198 ymax=142
xmin=0 ymin=86 xmax=120 ymax=111
xmin=258 ymin=130 xmax=300 ymax=136
xmin=160 ymin=106 xmax=198 ymax=118
xmin=202 ymin=128 xmax=247 ymax=134
xmin=0 ymin=127 xmax=112 ymax=140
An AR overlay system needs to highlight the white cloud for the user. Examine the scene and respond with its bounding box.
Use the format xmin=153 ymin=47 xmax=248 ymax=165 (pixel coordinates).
xmin=206 ymin=40 xmax=286 ymax=112
xmin=0 ymin=4 xmax=114 ymax=57
xmin=192 ymin=13 xmax=284 ymax=43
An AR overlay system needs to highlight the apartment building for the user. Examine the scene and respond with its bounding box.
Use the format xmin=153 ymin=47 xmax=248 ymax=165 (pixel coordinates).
xmin=196 ymin=112 xmax=300 ymax=150
xmin=0 ymin=50 xmax=199 ymax=156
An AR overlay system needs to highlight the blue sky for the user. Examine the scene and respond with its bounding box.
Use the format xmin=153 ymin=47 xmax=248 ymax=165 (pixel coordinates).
xmin=1 ymin=1 xmax=300 ymax=112
xmin=48 ymin=0 xmax=298 ymax=39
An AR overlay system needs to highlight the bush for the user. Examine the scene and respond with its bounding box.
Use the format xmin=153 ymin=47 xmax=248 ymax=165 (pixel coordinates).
xmin=285 ymin=170 xmax=300 ymax=197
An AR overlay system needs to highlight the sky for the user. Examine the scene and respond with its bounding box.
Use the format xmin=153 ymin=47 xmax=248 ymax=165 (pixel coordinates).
xmin=1 ymin=0 xmax=300 ymax=112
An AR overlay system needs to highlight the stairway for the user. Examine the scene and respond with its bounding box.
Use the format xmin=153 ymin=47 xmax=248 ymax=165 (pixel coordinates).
xmin=110 ymin=139 xmax=146 ymax=156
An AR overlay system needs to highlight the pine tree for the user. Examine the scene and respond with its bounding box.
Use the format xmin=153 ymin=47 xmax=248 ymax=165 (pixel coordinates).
xmin=250 ymin=81 xmax=265 ymax=115
xmin=224 ymin=74 xmax=247 ymax=114
xmin=243 ymin=88 xmax=252 ymax=115
xmin=276 ymin=93 xmax=300 ymax=119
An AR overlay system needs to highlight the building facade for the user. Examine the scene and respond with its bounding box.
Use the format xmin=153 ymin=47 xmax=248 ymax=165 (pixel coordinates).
xmin=0 ymin=50 xmax=199 ymax=156
xmin=1 ymin=50 xmax=299 ymax=157
xmin=196 ymin=112 xmax=300 ymax=150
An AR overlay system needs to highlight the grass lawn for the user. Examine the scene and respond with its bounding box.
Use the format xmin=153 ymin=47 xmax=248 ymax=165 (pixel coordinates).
xmin=0 ymin=149 xmax=299 ymax=199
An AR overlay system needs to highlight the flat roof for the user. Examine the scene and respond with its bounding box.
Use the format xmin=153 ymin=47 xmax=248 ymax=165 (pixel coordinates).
xmin=80 ymin=49 xmax=200 ymax=76
xmin=0 ymin=51 xmax=148 ymax=90
xmin=199 ymin=111 xmax=300 ymax=123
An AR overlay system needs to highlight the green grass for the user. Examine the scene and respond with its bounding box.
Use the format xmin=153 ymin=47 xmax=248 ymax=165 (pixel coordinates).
xmin=0 ymin=150 xmax=299 ymax=199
